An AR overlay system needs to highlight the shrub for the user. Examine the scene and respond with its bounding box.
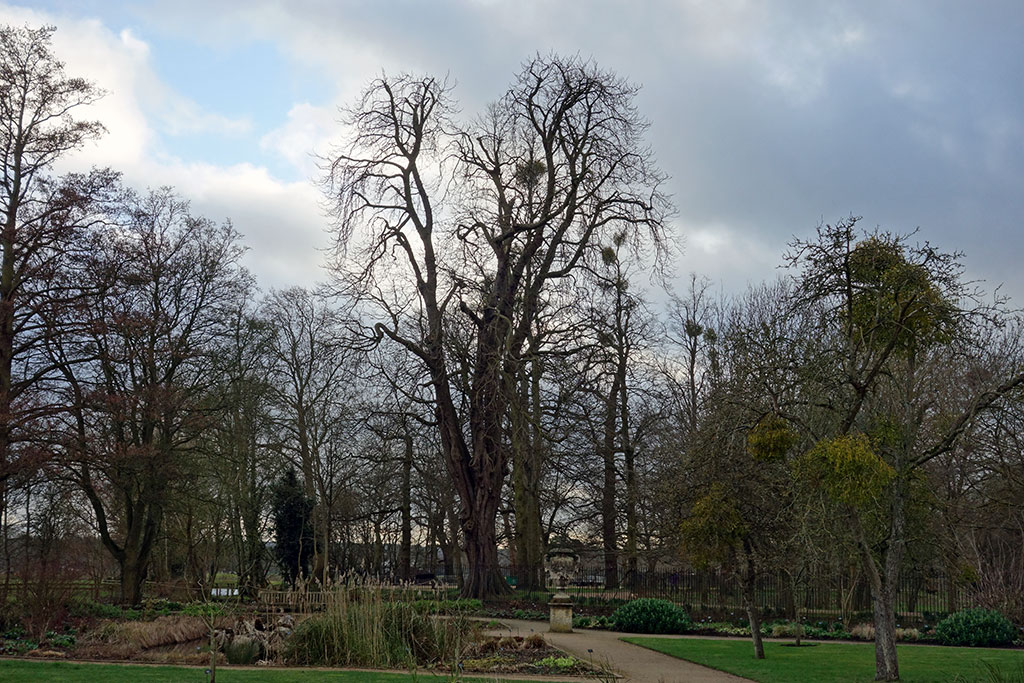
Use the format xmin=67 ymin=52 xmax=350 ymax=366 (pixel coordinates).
xmin=897 ymin=627 xmax=920 ymax=642
xmin=68 ymin=597 xmax=123 ymax=620
xmin=612 ymin=598 xmax=691 ymax=634
xmin=45 ymin=629 xmax=76 ymax=648
xmin=705 ymin=622 xmax=749 ymax=636
xmin=850 ymin=623 xmax=874 ymax=640
xmin=936 ymin=608 xmax=1017 ymax=647
xmin=523 ymin=633 xmax=545 ymax=649
xmin=411 ymin=598 xmax=482 ymax=614
xmin=772 ymin=622 xmax=797 ymax=638
xmin=225 ymin=637 xmax=261 ymax=665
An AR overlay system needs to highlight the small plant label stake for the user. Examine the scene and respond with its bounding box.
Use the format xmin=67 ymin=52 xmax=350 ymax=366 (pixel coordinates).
xmin=545 ymin=547 xmax=578 ymax=633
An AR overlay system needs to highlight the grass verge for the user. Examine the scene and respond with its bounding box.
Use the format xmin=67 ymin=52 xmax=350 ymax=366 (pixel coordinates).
xmin=623 ymin=637 xmax=1024 ymax=682
xmin=0 ymin=659 xmax=565 ymax=682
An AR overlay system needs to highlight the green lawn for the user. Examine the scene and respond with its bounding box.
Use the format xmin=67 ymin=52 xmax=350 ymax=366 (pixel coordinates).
xmin=0 ymin=660 xmax=558 ymax=682
xmin=623 ymin=637 xmax=1024 ymax=683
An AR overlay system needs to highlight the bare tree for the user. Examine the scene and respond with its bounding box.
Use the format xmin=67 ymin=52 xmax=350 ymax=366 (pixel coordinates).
xmin=263 ymin=287 xmax=357 ymax=583
xmin=0 ymin=24 xmax=114 ymax=595
xmin=205 ymin=296 xmax=277 ymax=599
xmin=56 ymin=188 xmax=248 ymax=604
xmin=324 ymin=56 xmax=667 ymax=596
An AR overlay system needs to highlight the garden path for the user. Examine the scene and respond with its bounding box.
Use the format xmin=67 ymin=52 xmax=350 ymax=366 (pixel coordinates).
xmin=486 ymin=618 xmax=752 ymax=683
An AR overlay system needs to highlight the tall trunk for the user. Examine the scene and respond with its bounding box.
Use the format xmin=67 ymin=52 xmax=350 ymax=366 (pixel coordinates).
xmin=118 ymin=502 xmax=161 ymax=605
xmin=398 ymin=427 xmax=413 ymax=581
xmin=1 ymin=486 xmax=9 ymax=606
xmin=512 ymin=474 xmax=544 ymax=590
xmin=444 ymin=502 xmax=460 ymax=583
xmin=620 ymin=388 xmax=637 ymax=583
xmin=739 ymin=543 xmax=765 ymax=659
xmin=372 ymin=516 xmax=383 ymax=575
xmin=601 ymin=376 xmax=621 ymax=590
xmin=120 ymin=557 xmax=145 ymax=607
xmin=461 ymin=372 xmax=509 ymax=598
xmin=296 ymin=404 xmax=327 ymax=583
xmin=871 ymin=580 xmax=899 ymax=682
xmin=944 ymin=565 xmax=958 ymax=614
xmin=462 ymin=512 xmax=506 ymax=597
xmin=511 ymin=362 xmax=545 ymax=591
xmin=854 ymin=497 xmax=903 ymax=682
xmin=0 ymin=199 xmax=15 ymax=493
xmin=433 ymin=311 xmax=513 ymax=598
xmin=239 ymin=453 xmax=264 ymax=600
xmin=0 ymin=203 xmax=16 ymax=606
xmin=501 ymin=507 xmax=516 ymax=568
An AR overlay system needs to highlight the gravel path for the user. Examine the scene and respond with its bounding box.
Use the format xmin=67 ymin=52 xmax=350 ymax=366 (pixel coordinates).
xmin=486 ymin=618 xmax=752 ymax=683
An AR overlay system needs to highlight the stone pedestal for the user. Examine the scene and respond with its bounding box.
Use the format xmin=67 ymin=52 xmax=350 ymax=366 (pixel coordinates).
xmin=548 ymin=592 xmax=574 ymax=633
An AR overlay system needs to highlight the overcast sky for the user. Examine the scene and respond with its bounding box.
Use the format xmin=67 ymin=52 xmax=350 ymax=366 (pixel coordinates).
xmin=6 ymin=1 xmax=1023 ymax=303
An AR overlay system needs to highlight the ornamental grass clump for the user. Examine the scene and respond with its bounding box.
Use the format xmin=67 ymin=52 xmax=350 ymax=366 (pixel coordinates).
xmin=612 ymin=598 xmax=691 ymax=634
xmin=283 ymin=583 xmax=471 ymax=668
xmin=935 ymin=608 xmax=1018 ymax=647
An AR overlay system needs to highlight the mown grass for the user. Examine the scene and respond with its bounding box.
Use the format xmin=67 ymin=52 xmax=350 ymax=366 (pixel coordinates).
xmin=0 ymin=660 xmax=557 ymax=682
xmin=624 ymin=637 xmax=1024 ymax=682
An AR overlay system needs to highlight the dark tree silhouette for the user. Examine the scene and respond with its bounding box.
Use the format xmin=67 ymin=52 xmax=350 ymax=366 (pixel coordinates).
xmin=271 ymin=467 xmax=314 ymax=587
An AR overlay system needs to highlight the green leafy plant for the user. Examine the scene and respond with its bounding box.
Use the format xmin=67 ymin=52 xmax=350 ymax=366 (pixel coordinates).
xmin=45 ymin=629 xmax=76 ymax=648
xmin=68 ymin=597 xmax=124 ymax=620
xmin=936 ymin=608 xmax=1017 ymax=647
xmin=536 ymin=655 xmax=578 ymax=669
xmin=411 ymin=598 xmax=482 ymax=614
xmin=612 ymin=598 xmax=691 ymax=634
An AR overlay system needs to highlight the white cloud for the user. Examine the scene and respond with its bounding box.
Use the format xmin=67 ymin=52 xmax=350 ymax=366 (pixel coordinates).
xmin=0 ymin=5 xmax=252 ymax=165
xmin=4 ymin=0 xmax=1023 ymax=302
xmin=674 ymin=221 xmax=783 ymax=295
xmin=0 ymin=3 xmax=326 ymax=289
xmin=260 ymin=102 xmax=339 ymax=178
xmin=139 ymin=160 xmax=329 ymax=289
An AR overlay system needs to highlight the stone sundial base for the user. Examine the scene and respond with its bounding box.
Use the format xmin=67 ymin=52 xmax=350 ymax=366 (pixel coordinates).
xmin=548 ymin=591 xmax=573 ymax=632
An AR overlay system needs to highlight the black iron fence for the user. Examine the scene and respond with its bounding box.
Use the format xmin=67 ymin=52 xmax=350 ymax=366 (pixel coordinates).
xmin=497 ymin=567 xmax=964 ymax=623
xmin=11 ymin=567 xmax=965 ymax=625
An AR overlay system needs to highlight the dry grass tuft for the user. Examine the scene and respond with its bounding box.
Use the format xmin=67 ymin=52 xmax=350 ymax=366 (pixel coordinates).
xmin=850 ymin=623 xmax=874 ymax=640
xmin=523 ymin=633 xmax=546 ymax=649
xmin=848 ymin=623 xmax=920 ymax=642
xmin=113 ymin=615 xmax=209 ymax=649
xmin=896 ymin=627 xmax=920 ymax=641
xmin=82 ymin=615 xmax=220 ymax=651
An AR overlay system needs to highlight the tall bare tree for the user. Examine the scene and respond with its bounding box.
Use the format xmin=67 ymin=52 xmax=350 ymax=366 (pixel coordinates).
xmin=0 ymin=25 xmax=114 ymax=595
xmin=324 ymin=56 xmax=667 ymax=596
